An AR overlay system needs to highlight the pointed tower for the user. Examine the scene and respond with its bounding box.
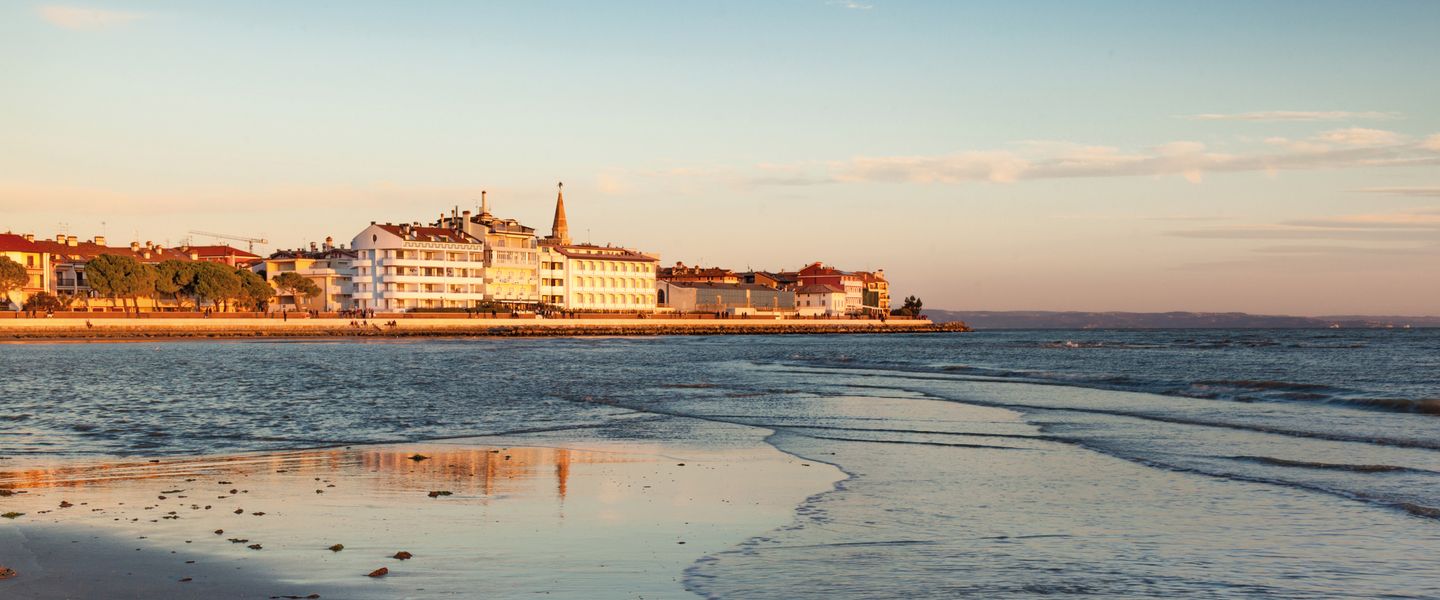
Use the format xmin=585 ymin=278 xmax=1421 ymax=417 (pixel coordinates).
xmin=549 ymin=181 xmax=571 ymax=245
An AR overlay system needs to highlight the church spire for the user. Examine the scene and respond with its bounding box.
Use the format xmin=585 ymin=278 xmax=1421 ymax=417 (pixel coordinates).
xmin=550 ymin=181 xmax=571 ymax=245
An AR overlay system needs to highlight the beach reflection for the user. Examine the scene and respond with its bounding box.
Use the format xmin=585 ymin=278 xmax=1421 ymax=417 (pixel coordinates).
xmin=0 ymin=439 xmax=837 ymax=599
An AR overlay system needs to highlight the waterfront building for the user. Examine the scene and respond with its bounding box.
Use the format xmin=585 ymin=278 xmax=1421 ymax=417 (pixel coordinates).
xmin=657 ymin=281 xmax=795 ymax=315
xmin=349 ymin=223 xmax=488 ymax=312
xmin=741 ymin=270 xmax=799 ymax=290
xmin=658 ymin=263 xmax=739 ymax=285
xmin=30 ymin=235 xmax=197 ymax=311
xmin=857 ymin=270 xmax=891 ymax=314
xmin=536 ymin=183 xmax=659 ymax=312
xmin=795 ymin=284 xmax=848 ymax=317
xmin=434 ymin=191 xmax=542 ymax=307
xmin=259 ymin=237 xmax=357 ymax=312
xmin=0 ymin=233 xmax=52 ymax=308
xmin=797 ymin=262 xmax=865 ymax=314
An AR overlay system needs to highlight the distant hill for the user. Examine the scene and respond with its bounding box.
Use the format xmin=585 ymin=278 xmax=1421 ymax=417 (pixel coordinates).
xmin=924 ymin=310 xmax=1440 ymax=330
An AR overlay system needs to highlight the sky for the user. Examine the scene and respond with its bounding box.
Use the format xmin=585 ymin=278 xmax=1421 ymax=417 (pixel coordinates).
xmin=2 ymin=0 xmax=1438 ymax=315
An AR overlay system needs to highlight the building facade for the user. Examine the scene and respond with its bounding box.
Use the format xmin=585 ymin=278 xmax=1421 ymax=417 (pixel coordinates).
xmin=797 ymin=262 xmax=864 ymax=314
xmin=260 ymin=239 xmax=357 ymax=312
xmin=349 ymin=223 xmax=489 ymax=311
xmin=658 ymin=263 xmax=739 ymax=284
xmin=795 ymin=284 xmax=847 ymax=317
xmin=536 ymin=183 xmax=660 ymax=313
xmin=0 ymin=233 xmax=51 ymax=308
xmin=657 ymin=281 xmax=795 ymax=314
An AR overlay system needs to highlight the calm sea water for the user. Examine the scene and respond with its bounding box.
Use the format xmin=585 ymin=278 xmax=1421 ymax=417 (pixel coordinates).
xmin=3 ymin=329 xmax=1439 ymax=598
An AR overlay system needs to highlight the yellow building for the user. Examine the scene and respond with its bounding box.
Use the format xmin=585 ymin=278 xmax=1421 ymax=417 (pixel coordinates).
xmin=0 ymin=233 xmax=52 ymax=308
xmin=260 ymin=239 xmax=357 ymax=312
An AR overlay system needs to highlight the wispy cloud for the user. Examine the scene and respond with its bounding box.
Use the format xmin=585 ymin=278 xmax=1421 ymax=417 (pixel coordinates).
xmin=36 ymin=5 xmax=143 ymax=30
xmin=1169 ymin=208 xmax=1440 ymax=242
xmin=827 ymin=0 xmax=874 ymax=9
xmin=1351 ymin=186 xmax=1440 ymax=198
xmin=1179 ymin=110 xmax=1401 ymax=122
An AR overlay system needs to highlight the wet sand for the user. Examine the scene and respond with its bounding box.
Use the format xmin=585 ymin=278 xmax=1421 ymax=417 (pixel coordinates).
xmin=0 ymin=438 xmax=841 ymax=599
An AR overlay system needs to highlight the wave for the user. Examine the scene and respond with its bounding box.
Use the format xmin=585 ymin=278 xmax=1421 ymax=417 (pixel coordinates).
xmin=1226 ymin=455 xmax=1431 ymax=474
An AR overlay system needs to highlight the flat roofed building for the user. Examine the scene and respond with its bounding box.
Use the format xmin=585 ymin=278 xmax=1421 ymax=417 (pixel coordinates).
xmin=658 ymin=263 xmax=739 ymax=285
xmin=657 ymin=281 xmax=796 ymax=314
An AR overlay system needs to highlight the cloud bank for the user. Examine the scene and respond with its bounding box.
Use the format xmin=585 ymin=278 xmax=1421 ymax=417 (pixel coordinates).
xmin=1179 ymin=110 xmax=1401 ymax=122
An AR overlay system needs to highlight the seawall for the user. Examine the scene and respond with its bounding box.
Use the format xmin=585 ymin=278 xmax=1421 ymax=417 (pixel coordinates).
xmin=0 ymin=316 xmax=965 ymax=340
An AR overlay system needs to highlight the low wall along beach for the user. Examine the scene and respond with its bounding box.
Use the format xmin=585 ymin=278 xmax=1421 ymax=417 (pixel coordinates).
xmin=0 ymin=315 xmax=963 ymax=340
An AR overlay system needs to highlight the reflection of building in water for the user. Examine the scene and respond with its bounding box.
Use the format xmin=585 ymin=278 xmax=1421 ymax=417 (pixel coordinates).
xmin=0 ymin=446 xmax=632 ymax=500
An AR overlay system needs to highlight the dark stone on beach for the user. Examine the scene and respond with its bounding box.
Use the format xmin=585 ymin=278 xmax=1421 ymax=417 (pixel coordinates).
xmin=234 ymin=508 xmax=244 ymax=514
xmin=427 ymin=491 xmax=452 ymax=498
xmin=368 ymin=567 xmax=389 ymax=577
xmin=248 ymin=544 xmax=263 ymax=550
xmin=214 ymin=529 xmax=224 ymax=535
xmin=393 ymin=551 xmax=413 ymax=560
xmin=179 ymin=577 xmax=192 ymax=582
xmin=408 ymin=454 xmax=429 ymax=462
xmin=0 ymin=489 xmax=12 ymax=497
xmin=0 ymin=566 xmax=16 ymax=580
xmin=59 ymin=500 xmax=74 ymax=508
xmin=329 ymin=544 xmax=344 ymax=552
xmin=1 ymin=512 xmax=22 ymax=519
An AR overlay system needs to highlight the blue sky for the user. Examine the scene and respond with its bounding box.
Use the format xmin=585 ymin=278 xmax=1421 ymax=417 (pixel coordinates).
xmin=3 ymin=1 xmax=1438 ymax=314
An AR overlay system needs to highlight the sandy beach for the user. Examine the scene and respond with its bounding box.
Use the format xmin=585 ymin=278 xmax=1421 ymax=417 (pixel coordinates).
xmin=0 ymin=437 xmax=840 ymax=599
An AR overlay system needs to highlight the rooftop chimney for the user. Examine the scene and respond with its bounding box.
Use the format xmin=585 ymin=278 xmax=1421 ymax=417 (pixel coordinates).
xmin=66 ymin=235 xmax=78 ymax=247
xmin=56 ymin=234 xmax=66 ymax=243
xmin=130 ymin=241 xmax=140 ymax=251
xmin=23 ymin=233 xmax=33 ymax=242
xmin=310 ymin=241 xmax=319 ymax=252
xmin=93 ymin=235 xmax=106 ymax=246
xmin=144 ymin=240 xmax=153 ymax=250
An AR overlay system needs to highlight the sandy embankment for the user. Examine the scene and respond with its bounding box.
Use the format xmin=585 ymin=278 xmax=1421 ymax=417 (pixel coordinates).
xmin=0 ymin=317 xmax=958 ymax=340
xmin=0 ymin=438 xmax=841 ymax=599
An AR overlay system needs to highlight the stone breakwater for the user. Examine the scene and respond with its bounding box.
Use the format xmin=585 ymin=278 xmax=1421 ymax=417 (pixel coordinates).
xmin=0 ymin=317 xmax=966 ymax=340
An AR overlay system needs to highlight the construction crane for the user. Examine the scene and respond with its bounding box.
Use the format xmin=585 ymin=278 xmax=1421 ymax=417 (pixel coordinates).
xmin=188 ymin=230 xmax=269 ymax=253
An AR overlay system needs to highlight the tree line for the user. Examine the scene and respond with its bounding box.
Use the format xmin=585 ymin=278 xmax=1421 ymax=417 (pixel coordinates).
xmin=0 ymin=254 xmax=316 ymax=314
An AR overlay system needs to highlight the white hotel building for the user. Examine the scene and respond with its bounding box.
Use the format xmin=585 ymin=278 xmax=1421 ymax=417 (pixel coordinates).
xmin=537 ymin=184 xmax=658 ymax=312
xmin=349 ymin=223 xmax=489 ymax=311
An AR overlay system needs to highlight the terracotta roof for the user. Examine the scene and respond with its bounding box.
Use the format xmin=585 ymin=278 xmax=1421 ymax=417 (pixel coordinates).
xmin=796 ymin=284 xmax=845 ymax=295
xmin=0 ymin=233 xmax=41 ymax=253
xmin=376 ymin=224 xmax=483 ymax=245
xmin=183 ymin=245 xmax=260 ymax=258
xmin=31 ymin=240 xmax=195 ymax=264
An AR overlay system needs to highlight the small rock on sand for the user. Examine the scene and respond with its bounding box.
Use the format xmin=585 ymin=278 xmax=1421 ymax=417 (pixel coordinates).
xmin=367 ymin=567 xmax=389 ymax=577
xmin=393 ymin=551 xmax=413 ymax=560
xmin=328 ymin=544 xmax=344 ymax=552
xmin=427 ymin=491 xmax=452 ymax=498
xmin=0 ymin=566 xmax=17 ymax=580
xmin=407 ymin=454 xmax=429 ymax=462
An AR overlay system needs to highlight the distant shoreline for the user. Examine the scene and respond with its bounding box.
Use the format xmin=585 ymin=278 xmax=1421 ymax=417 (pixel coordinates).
xmin=0 ymin=317 xmax=963 ymax=341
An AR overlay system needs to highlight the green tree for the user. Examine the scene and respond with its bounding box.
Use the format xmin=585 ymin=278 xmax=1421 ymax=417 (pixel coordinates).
xmin=153 ymin=260 xmax=197 ymax=310
xmin=86 ymin=254 xmax=156 ymax=314
xmin=893 ymin=295 xmax=924 ymax=317
xmin=0 ymin=257 xmax=26 ymax=309
xmin=191 ymin=262 xmax=242 ymax=311
xmin=237 ymin=268 xmax=274 ymax=312
xmin=271 ymin=272 xmax=320 ymax=310
xmin=23 ymin=291 xmax=63 ymax=312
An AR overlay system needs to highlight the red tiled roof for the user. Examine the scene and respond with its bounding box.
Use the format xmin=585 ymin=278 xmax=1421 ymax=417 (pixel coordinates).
xmin=376 ymin=224 xmax=483 ymax=245
xmin=31 ymin=240 xmax=196 ymax=264
xmin=0 ymin=233 xmax=41 ymax=253
xmin=183 ymin=245 xmax=260 ymax=258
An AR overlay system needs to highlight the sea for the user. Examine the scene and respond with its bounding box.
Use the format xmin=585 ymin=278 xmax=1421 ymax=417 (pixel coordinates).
xmin=3 ymin=328 xmax=1439 ymax=598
